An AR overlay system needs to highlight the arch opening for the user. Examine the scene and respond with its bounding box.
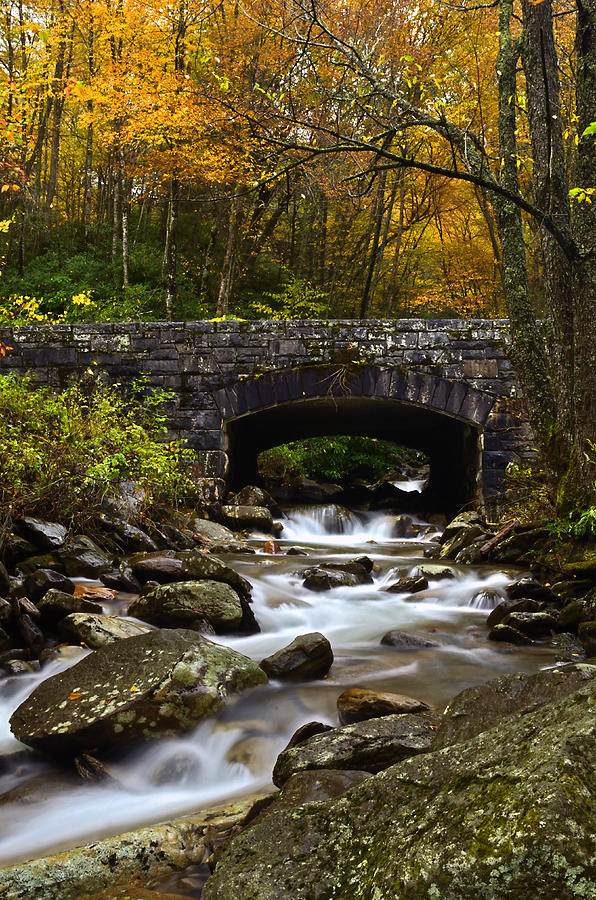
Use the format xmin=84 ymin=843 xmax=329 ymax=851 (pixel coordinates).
xmin=225 ymin=395 xmax=482 ymax=516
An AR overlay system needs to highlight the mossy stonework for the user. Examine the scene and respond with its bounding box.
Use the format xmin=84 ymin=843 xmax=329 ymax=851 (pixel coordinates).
xmin=0 ymin=320 xmax=533 ymax=510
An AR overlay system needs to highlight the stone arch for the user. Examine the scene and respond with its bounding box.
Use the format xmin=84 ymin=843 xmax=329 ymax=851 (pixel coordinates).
xmin=213 ymin=365 xmax=496 ymax=513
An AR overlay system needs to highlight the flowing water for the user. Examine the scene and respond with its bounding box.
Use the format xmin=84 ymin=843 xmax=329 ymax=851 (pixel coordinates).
xmin=0 ymin=501 xmax=561 ymax=873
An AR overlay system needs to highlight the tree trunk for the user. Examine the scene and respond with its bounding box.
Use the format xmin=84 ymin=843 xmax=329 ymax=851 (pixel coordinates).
xmin=216 ymin=191 xmax=244 ymax=317
xmin=165 ymin=178 xmax=178 ymax=321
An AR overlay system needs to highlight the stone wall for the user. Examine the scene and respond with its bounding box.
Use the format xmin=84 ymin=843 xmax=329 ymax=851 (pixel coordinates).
xmin=0 ymin=320 xmax=535 ymax=508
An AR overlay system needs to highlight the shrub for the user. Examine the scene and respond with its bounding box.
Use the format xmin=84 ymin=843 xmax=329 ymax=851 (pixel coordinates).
xmin=0 ymin=371 xmax=197 ymax=530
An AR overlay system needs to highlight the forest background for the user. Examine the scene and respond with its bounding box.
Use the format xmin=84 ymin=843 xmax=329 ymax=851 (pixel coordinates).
xmin=0 ymin=0 xmax=556 ymax=325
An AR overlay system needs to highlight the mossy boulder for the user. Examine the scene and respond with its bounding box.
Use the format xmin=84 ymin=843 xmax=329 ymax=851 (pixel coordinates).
xmin=10 ymin=629 xmax=268 ymax=756
xmin=203 ymin=677 xmax=596 ymax=899
xmin=61 ymin=612 xmax=152 ymax=648
xmin=128 ymin=580 xmax=246 ymax=633
xmin=181 ymin=551 xmax=252 ymax=599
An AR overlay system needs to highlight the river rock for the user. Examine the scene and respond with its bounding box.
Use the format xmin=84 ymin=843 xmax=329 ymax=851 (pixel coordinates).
xmin=500 ymin=610 xmax=558 ymax=636
xmin=203 ymin=677 xmax=596 ymax=900
xmin=0 ymin=562 xmax=9 ymax=598
xmin=380 ymin=630 xmax=440 ymax=650
xmin=15 ymin=517 xmax=67 ymax=551
xmin=485 ymin=596 xmax=543 ymax=627
xmin=579 ymin=621 xmax=596 ymax=657
xmin=410 ymin=564 xmax=456 ymax=581
xmin=488 ymin=623 xmax=533 ymax=645
xmin=10 ymin=629 xmax=268 ymax=756
xmin=58 ymin=536 xmax=113 ymax=578
xmin=259 ymin=633 xmax=333 ymax=681
xmin=507 ymin=576 xmax=562 ymax=605
xmin=181 ymin=551 xmax=252 ymax=599
xmin=128 ymin=581 xmax=247 ymax=633
xmin=23 ymin=569 xmax=75 ymax=603
xmin=383 ymin=574 xmax=428 ymax=594
xmin=190 ymin=518 xmax=238 ymax=543
xmin=16 ymin=553 xmax=62 ymax=576
xmin=219 ymin=505 xmax=274 ymax=533
xmin=302 ymin=564 xmax=367 ymax=591
xmin=439 ymin=523 xmax=488 ymax=560
xmin=104 ymin=519 xmax=159 ymax=553
xmin=129 ymin=551 xmax=184 ymax=584
xmin=272 ymin=713 xmax=438 ymax=787
xmin=337 ymin=688 xmax=431 ymax=724
xmin=37 ymin=589 xmax=103 ymax=624
xmin=62 ymin=612 xmax=152 ymax=648
xmin=558 ymin=599 xmax=593 ymax=631
xmin=229 ymin=485 xmax=282 ymax=516
xmin=100 ymin=564 xmax=142 ymax=593
xmin=433 ymin=663 xmax=596 ymax=749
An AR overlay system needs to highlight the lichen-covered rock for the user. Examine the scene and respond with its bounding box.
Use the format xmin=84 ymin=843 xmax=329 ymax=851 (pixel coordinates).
xmin=61 ymin=612 xmax=152 ymax=648
xmin=433 ymin=663 xmax=596 ymax=750
xmin=500 ymin=610 xmax=558 ymax=636
xmin=181 ymin=551 xmax=252 ymax=599
xmin=203 ymin=678 xmax=596 ymax=900
xmin=272 ymin=713 xmax=438 ymax=787
xmin=190 ymin=518 xmax=238 ymax=543
xmin=260 ymin=632 xmax=333 ymax=682
xmin=128 ymin=580 xmax=246 ymax=633
xmin=10 ymin=629 xmax=268 ymax=756
xmin=337 ymin=688 xmax=430 ymax=724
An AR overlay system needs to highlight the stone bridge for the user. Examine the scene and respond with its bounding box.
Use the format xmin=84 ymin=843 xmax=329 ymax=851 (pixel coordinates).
xmin=0 ymin=319 xmax=534 ymax=514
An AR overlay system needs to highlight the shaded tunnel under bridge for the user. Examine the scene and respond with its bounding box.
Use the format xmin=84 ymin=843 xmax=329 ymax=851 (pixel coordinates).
xmin=0 ymin=319 xmax=536 ymax=515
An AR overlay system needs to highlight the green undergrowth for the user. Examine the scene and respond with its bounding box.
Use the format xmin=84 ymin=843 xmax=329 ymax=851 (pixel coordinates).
xmin=0 ymin=371 xmax=197 ymax=533
xmin=258 ymin=436 xmax=423 ymax=484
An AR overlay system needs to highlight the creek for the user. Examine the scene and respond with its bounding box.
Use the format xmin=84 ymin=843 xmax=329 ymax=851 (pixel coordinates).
xmin=0 ymin=500 xmax=561 ymax=882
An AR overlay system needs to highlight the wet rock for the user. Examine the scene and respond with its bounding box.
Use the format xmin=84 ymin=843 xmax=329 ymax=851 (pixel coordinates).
xmin=23 ymin=569 xmax=75 ymax=604
xmin=100 ymin=564 xmax=142 ymax=593
xmin=544 ymin=632 xmax=586 ymax=662
xmin=259 ymin=633 xmax=333 ymax=681
xmin=129 ymin=552 xmax=184 ymax=584
xmin=507 ymin=576 xmax=562 ymax=605
xmin=286 ymin=547 xmax=308 ymax=556
xmin=2 ymin=534 xmax=38 ymax=567
xmin=263 ymin=540 xmax=282 ymax=554
xmin=128 ymin=581 xmax=246 ymax=633
xmin=58 ymin=536 xmax=113 ymax=578
xmin=302 ymin=562 xmax=370 ymax=591
xmin=485 ymin=596 xmax=543 ymax=628
xmin=579 ymin=621 xmax=596 ymax=657
xmin=488 ymin=623 xmax=533 ymax=645
xmin=0 ymin=624 xmax=12 ymax=652
xmin=219 ymin=505 xmax=274 ymax=533
xmin=272 ymin=713 xmax=438 ymax=787
xmin=383 ymin=574 xmax=428 ymax=594
xmin=102 ymin=518 xmax=159 ymax=553
xmin=500 ymin=610 xmax=558 ymax=637
xmin=10 ymin=629 xmax=268 ymax=756
xmin=190 ymin=518 xmax=238 ymax=543
xmin=439 ymin=523 xmax=488 ymax=560
xmin=558 ymin=599 xmax=592 ymax=632
xmin=0 ymin=561 xmax=9 ymax=597
xmin=158 ymin=523 xmax=197 ymax=550
xmin=15 ymin=517 xmax=67 ymax=551
xmin=37 ymin=589 xmax=103 ymax=624
xmin=337 ymin=688 xmax=430 ymax=724
xmin=439 ymin=510 xmax=485 ymax=544
xmin=181 ymin=551 xmax=252 ymax=599
xmin=380 ymin=630 xmax=440 ymax=650
xmin=433 ymin=663 xmax=596 ymax=749
xmin=469 ymin=588 xmax=503 ymax=610
xmin=229 ymin=485 xmax=282 ymax=517
xmin=284 ymin=721 xmax=334 ymax=749
xmin=62 ymin=612 xmax=152 ymax=648
xmin=203 ymin=678 xmax=596 ymax=900
xmin=410 ymin=564 xmax=456 ymax=581
xmin=244 ymin=769 xmax=371 ymax=827
xmin=16 ymin=553 xmax=62 ymax=576
xmin=3 ymin=659 xmax=38 ymax=675
xmin=16 ymin=613 xmax=45 ymax=656
xmin=390 ymin=515 xmax=414 ymax=538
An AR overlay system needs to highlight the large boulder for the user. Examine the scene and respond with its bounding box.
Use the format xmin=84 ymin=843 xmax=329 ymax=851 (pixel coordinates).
xmin=128 ymin=551 xmax=184 ymax=584
xmin=181 ymin=551 xmax=252 ymax=599
xmin=61 ymin=612 xmax=152 ymax=648
xmin=37 ymin=589 xmax=103 ymax=625
xmin=260 ymin=633 xmax=333 ymax=681
xmin=128 ymin=580 xmax=247 ymax=633
xmin=23 ymin=569 xmax=75 ymax=603
xmin=272 ymin=713 xmax=438 ymax=787
xmin=203 ymin=676 xmax=596 ymax=900
xmin=10 ymin=629 xmax=268 ymax=756
xmin=190 ymin=518 xmax=238 ymax=543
